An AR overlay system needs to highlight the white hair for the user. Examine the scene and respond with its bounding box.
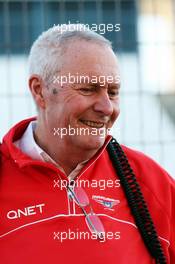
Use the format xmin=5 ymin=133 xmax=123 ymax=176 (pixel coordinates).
xmin=28 ymin=24 xmax=112 ymax=83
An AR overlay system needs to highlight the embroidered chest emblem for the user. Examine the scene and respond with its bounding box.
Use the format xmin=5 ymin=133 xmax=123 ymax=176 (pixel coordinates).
xmin=92 ymin=195 xmax=120 ymax=210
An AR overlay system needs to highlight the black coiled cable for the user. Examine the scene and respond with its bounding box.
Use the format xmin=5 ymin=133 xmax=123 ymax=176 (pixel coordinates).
xmin=107 ymin=137 xmax=167 ymax=264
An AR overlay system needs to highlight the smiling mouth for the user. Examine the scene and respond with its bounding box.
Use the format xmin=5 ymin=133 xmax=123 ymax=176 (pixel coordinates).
xmin=80 ymin=119 xmax=105 ymax=128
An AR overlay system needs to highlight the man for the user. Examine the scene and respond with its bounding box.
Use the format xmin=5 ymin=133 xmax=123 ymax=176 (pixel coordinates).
xmin=0 ymin=24 xmax=174 ymax=264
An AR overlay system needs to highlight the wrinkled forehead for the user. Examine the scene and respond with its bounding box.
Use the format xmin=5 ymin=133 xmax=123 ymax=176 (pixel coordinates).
xmin=59 ymin=39 xmax=120 ymax=78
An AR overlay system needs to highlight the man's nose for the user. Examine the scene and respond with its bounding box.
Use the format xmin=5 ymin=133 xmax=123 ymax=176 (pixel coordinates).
xmin=93 ymin=92 xmax=113 ymax=116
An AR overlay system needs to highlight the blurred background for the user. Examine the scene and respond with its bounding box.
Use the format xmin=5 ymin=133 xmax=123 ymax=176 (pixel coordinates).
xmin=0 ymin=0 xmax=175 ymax=177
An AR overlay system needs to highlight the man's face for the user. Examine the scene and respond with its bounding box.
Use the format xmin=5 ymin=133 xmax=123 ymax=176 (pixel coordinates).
xmin=43 ymin=39 xmax=120 ymax=152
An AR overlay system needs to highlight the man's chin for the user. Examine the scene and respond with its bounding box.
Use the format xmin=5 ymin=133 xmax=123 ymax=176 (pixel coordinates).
xmin=74 ymin=135 xmax=106 ymax=151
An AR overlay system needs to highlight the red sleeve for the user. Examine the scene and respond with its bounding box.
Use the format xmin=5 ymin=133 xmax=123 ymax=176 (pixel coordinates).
xmin=122 ymin=145 xmax=175 ymax=262
xmin=170 ymin=176 xmax=175 ymax=262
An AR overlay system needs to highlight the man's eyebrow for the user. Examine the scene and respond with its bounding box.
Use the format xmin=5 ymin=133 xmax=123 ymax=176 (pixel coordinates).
xmin=108 ymin=83 xmax=121 ymax=89
xmin=72 ymin=81 xmax=121 ymax=89
xmin=75 ymin=82 xmax=99 ymax=87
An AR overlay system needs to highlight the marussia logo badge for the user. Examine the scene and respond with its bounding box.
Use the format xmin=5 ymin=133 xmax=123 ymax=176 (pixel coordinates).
xmin=92 ymin=195 xmax=120 ymax=210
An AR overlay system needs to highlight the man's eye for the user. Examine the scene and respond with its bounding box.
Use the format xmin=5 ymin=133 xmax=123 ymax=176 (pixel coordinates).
xmin=108 ymin=90 xmax=119 ymax=98
xmin=79 ymin=88 xmax=94 ymax=95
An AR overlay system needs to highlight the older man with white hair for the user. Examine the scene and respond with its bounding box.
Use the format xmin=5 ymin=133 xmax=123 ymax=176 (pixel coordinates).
xmin=0 ymin=24 xmax=174 ymax=264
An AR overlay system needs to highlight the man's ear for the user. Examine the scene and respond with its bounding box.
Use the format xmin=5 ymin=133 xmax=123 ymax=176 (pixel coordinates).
xmin=28 ymin=75 xmax=46 ymax=109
